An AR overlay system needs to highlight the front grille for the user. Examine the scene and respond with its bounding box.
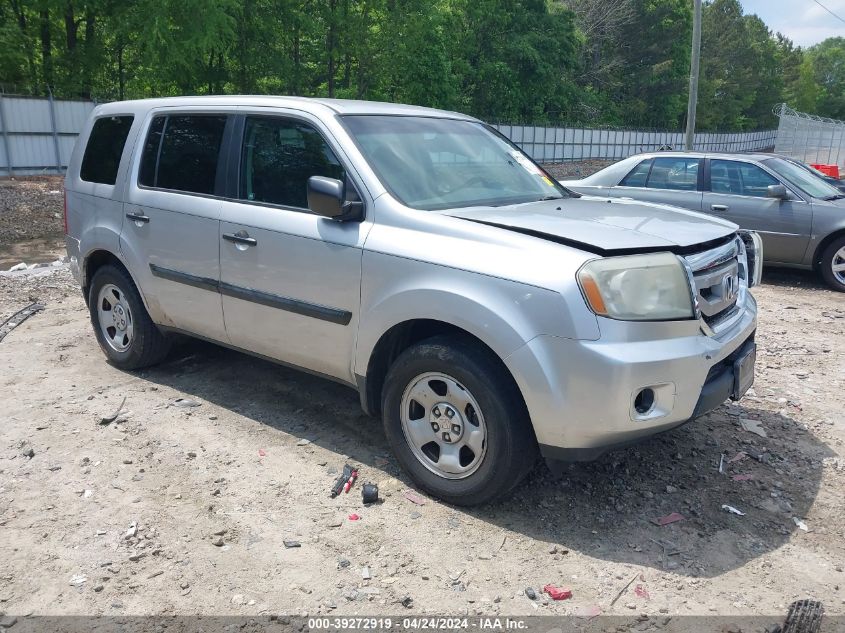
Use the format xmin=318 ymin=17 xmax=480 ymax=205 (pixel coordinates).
xmin=684 ymin=239 xmax=742 ymax=327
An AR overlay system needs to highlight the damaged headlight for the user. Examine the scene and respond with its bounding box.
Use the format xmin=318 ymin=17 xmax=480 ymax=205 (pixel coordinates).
xmin=577 ymin=252 xmax=695 ymax=321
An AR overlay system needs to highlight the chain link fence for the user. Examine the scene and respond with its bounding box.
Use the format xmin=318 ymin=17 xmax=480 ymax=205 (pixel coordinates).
xmin=774 ymin=103 xmax=845 ymax=168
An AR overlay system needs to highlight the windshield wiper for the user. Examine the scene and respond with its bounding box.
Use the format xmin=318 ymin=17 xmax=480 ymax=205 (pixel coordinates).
xmin=535 ymin=195 xmax=565 ymax=201
xmin=822 ymin=194 xmax=845 ymax=200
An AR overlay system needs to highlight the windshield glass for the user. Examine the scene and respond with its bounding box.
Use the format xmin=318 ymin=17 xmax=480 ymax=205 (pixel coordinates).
xmin=763 ymin=157 xmax=843 ymax=199
xmin=342 ymin=115 xmax=568 ymax=210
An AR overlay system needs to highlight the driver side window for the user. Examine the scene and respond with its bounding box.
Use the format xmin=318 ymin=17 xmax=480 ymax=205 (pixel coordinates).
xmin=710 ymin=160 xmax=779 ymax=198
xmin=240 ymin=116 xmax=345 ymax=209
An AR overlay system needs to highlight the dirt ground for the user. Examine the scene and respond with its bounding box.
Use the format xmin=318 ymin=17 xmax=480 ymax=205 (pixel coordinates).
xmin=1 ymin=259 xmax=844 ymax=621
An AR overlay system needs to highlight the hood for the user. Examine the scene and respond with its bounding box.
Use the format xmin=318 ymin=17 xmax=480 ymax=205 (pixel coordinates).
xmin=443 ymin=195 xmax=738 ymax=255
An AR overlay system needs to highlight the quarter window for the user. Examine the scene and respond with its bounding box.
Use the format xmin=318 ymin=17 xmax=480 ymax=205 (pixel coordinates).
xmin=240 ymin=117 xmax=345 ymax=208
xmin=645 ymin=157 xmax=699 ymax=191
xmin=620 ymin=159 xmax=652 ymax=187
xmin=138 ymin=114 xmax=227 ymax=195
xmin=710 ymin=160 xmax=779 ymax=198
xmin=80 ymin=116 xmax=134 ymax=185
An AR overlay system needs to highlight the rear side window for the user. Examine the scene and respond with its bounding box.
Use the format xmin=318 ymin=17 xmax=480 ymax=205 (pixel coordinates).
xmin=138 ymin=114 xmax=227 ymax=195
xmin=645 ymin=157 xmax=699 ymax=191
xmin=240 ymin=116 xmax=345 ymax=208
xmin=80 ymin=116 xmax=134 ymax=184
xmin=620 ymin=159 xmax=652 ymax=187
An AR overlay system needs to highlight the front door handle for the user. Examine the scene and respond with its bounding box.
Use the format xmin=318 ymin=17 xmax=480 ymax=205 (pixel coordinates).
xmin=222 ymin=230 xmax=258 ymax=247
xmin=126 ymin=211 xmax=150 ymax=223
xmin=710 ymin=204 xmax=729 ymax=212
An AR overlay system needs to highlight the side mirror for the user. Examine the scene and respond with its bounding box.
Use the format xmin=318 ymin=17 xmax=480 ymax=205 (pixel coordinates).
xmin=767 ymin=184 xmax=788 ymax=200
xmin=307 ymin=176 xmax=363 ymax=221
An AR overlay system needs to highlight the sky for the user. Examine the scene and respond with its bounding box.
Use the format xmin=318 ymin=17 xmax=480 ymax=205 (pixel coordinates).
xmin=740 ymin=0 xmax=845 ymax=47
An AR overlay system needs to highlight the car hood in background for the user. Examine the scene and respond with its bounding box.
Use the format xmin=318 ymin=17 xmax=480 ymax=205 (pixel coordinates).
xmin=444 ymin=195 xmax=737 ymax=254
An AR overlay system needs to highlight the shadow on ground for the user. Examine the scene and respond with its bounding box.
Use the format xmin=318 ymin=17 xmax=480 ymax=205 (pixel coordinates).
xmin=135 ymin=323 xmax=833 ymax=580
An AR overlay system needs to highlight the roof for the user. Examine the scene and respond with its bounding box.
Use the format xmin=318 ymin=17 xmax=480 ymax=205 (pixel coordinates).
xmin=93 ymin=95 xmax=477 ymax=121
xmin=631 ymin=151 xmax=780 ymax=162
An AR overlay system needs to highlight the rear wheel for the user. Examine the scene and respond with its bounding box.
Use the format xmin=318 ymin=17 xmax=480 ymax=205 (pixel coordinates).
xmin=381 ymin=335 xmax=537 ymax=506
xmin=820 ymin=235 xmax=845 ymax=292
xmin=88 ymin=264 xmax=171 ymax=369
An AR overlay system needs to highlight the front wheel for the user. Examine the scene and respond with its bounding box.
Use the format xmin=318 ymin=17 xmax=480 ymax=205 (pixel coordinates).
xmin=381 ymin=335 xmax=537 ymax=506
xmin=820 ymin=235 xmax=845 ymax=292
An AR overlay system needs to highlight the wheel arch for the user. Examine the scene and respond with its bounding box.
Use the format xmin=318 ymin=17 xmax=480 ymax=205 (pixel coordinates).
xmin=358 ymin=318 xmax=529 ymax=420
xmin=82 ymin=249 xmax=151 ymax=313
xmin=812 ymin=228 xmax=845 ymax=270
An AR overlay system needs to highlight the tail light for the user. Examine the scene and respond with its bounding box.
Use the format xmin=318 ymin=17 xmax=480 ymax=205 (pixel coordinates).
xmin=63 ymin=187 xmax=68 ymax=234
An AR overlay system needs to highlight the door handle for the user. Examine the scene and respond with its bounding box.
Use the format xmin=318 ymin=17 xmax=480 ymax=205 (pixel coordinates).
xmin=126 ymin=211 xmax=150 ymax=223
xmin=222 ymin=231 xmax=258 ymax=247
xmin=710 ymin=204 xmax=729 ymax=212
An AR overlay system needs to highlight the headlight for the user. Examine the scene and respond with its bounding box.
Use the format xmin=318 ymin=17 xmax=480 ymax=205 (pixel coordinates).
xmin=738 ymin=230 xmax=763 ymax=287
xmin=577 ymin=252 xmax=695 ymax=321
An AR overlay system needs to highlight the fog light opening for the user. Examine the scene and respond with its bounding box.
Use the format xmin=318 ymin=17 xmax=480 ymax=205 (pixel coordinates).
xmin=634 ymin=388 xmax=656 ymax=415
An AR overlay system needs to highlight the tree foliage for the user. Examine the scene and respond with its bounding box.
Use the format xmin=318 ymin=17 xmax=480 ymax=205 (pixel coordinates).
xmin=0 ymin=0 xmax=842 ymax=128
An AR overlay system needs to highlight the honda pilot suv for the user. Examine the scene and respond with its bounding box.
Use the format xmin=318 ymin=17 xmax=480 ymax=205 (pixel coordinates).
xmin=65 ymin=97 xmax=761 ymax=505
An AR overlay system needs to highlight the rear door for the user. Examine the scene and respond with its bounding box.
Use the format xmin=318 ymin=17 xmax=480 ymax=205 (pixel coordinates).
xmin=217 ymin=111 xmax=369 ymax=382
xmin=120 ymin=112 xmax=230 ymax=341
xmin=611 ymin=156 xmax=704 ymax=212
xmin=702 ymin=159 xmax=812 ymax=263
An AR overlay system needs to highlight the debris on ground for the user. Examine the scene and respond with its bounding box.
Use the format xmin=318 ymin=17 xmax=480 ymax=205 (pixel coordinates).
xmin=283 ymin=540 xmax=301 ymax=548
xmin=99 ymin=396 xmax=127 ymax=425
xmin=634 ymin=584 xmax=650 ymax=600
xmin=0 ymin=302 xmax=45 ymax=343
xmin=651 ymin=512 xmax=684 ymax=526
xmin=330 ymin=464 xmax=355 ymax=498
xmin=348 ymin=513 xmax=360 ymax=521
xmin=69 ymin=574 xmax=88 ymax=586
xmin=361 ymin=483 xmax=379 ymax=504
xmin=732 ymin=474 xmax=754 ymax=481
xmin=524 ymin=587 xmax=537 ymax=600
xmin=782 ymin=599 xmax=824 ymax=633
xmin=170 ymin=398 xmax=201 ymax=408
xmin=740 ymin=418 xmax=768 ymax=438
xmin=792 ymin=517 xmax=809 ymax=532
xmin=609 ymin=573 xmax=640 ymax=606
xmin=403 ymin=490 xmax=426 ymax=505
xmin=543 ymin=584 xmax=572 ymax=600
xmin=722 ymin=504 xmax=746 ymax=516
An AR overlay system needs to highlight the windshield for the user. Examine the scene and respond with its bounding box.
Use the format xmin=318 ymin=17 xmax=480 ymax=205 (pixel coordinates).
xmin=342 ymin=115 xmax=569 ymax=210
xmin=763 ymin=157 xmax=843 ymax=199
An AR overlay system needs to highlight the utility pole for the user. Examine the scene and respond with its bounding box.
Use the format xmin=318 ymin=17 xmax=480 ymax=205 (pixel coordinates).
xmin=685 ymin=0 xmax=702 ymax=151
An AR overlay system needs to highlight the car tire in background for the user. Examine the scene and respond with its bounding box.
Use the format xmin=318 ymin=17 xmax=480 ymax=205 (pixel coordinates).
xmin=819 ymin=235 xmax=845 ymax=292
xmin=381 ymin=334 xmax=537 ymax=506
xmin=88 ymin=264 xmax=171 ymax=369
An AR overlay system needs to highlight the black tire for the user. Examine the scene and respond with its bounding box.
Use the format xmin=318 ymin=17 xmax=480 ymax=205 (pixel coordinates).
xmin=819 ymin=235 xmax=845 ymax=292
xmin=88 ymin=264 xmax=171 ymax=369
xmin=381 ymin=335 xmax=537 ymax=506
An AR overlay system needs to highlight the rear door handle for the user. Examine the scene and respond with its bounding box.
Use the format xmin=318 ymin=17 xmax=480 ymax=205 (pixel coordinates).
xmin=126 ymin=211 xmax=150 ymax=223
xmin=710 ymin=204 xmax=729 ymax=212
xmin=222 ymin=231 xmax=258 ymax=247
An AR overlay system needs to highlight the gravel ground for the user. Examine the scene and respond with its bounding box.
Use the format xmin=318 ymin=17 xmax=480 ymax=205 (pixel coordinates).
xmin=0 ymin=177 xmax=64 ymax=247
xmin=1 ymin=263 xmax=844 ymax=622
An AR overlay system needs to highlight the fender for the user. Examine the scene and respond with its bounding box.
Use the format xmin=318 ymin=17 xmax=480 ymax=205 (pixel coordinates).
xmin=353 ymin=250 xmax=597 ymax=378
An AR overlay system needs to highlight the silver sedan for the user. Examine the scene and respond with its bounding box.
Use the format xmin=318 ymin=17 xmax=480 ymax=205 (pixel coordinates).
xmin=563 ymin=152 xmax=845 ymax=291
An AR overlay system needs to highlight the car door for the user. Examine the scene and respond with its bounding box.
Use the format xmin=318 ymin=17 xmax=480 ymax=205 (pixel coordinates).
xmin=702 ymin=159 xmax=812 ymax=264
xmin=217 ymin=112 xmax=370 ymax=383
xmin=120 ymin=112 xmax=229 ymax=342
xmin=610 ymin=156 xmax=704 ymax=212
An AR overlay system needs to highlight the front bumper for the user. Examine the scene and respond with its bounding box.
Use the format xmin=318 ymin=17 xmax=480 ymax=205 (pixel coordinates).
xmin=504 ymin=291 xmax=757 ymax=462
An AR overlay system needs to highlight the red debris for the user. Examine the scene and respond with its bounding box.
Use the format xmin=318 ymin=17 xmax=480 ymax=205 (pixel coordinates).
xmin=732 ymin=474 xmax=754 ymax=481
xmin=348 ymin=513 xmax=360 ymax=521
xmin=634 ymin=584 xmax=650 ymax=599
xmin=258 ymin=449 xmax=266 ymax=457
xmin=543 ymin=584 xmax=572 ymax=600
xmin=651 ymin=512 xmax=684 ymax=526
xmin=403 ymin=490 xmax=427 ymax=506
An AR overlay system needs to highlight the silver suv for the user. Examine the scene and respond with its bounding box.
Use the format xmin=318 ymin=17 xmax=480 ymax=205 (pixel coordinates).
xmin=65 ymin=97 xmax=761 ymax=505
